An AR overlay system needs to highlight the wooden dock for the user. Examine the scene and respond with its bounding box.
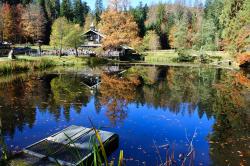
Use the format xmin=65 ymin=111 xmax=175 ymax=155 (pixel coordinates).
xmin=16 ymin=125 xmax=119 ymax=166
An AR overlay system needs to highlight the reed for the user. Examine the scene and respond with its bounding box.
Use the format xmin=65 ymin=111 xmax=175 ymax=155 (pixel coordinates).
xmin=60 ymin=126 xmax=123 ymax=166
xmin=0 ymin=59 xmax=56 ymax=75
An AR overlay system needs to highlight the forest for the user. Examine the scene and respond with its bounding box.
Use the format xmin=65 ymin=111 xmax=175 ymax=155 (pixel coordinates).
xmin=0 ymin=0 xmax=249 ymax=62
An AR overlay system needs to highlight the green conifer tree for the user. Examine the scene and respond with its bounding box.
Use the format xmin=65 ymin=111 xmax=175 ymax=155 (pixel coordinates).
xmin=95 ymin=0 xmax=103 ymax=23
xmin=60 ymin=0 xmax=73 ymax=21
xmin=73 ymin=0 xmax=84 ymax=26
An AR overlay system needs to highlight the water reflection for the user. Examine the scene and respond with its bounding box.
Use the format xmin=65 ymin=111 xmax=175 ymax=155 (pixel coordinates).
xmin=0 ymin=66 xmax=249 ymax=165
xmin=97 ymin=73 xmax=140 ymax=125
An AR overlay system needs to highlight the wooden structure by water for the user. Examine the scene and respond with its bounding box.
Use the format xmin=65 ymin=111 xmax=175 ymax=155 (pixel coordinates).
xmin=19 ymin=125 xmax=119 ymax=166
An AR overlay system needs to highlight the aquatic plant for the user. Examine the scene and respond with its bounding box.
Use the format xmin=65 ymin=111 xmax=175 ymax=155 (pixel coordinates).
xmin=0 ymin=56 xmax=90 ymax=75
xmin=153 ymin=129 xmax=197 ymax=166
xmin=50 ymin=118 xmax=124 ymax=166
xmin=0 ymin=59 xmax=55 ymax=75
xmin=0 ymin=135 xmax=8 ymax=165
xmin=0 ymin=61 xmax=29 ymax=75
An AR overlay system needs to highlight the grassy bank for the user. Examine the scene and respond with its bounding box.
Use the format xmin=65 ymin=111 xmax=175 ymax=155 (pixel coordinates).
xmin=0 ymin=56 xmax=89 ymax=75
xmin=144 ymin=50 xmax=178 ymax=63
xmin=144 ymin=50 xmax=233 ymax=63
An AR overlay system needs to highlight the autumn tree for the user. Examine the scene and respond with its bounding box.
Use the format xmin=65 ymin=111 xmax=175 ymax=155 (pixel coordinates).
xmin=108 ymin=0 xmax=130 ymax=11
xmin=142 ymin=30 xmax=160 ymax=51
xmin=13 ymin=4 xmax=25 ymax=43
xmin=100 ymin=9 xmax=140 ymax=49
xmin=64 ymin=24 xmax=84 ymax=57
xmin=168 ymin=25 xmax=177 ymax=48
xmin=21 ymin=3 xmax=47 ymax=43
xmin=0 ymin=4 xmax=4 ymax=42
xmin=1 ymin=3 xmax=15 ymax=42
xmin=172 ymin=18 xmax=189 ymax=49
xmin=50 ymin=17 xmax=70 ymax=56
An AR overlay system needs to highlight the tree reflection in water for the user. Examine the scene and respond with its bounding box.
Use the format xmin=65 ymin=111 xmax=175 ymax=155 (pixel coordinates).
xmin=0 ymin=74 xmax=92 ymax=136
xmin=101 ymin=66 xmax=250 ymax=165
xmin=209 ymin=70 xmax=250 ymax=166
xmin=0 ymin=66 xmax=249 ymax=165
xmin=97 ymin=73 xmax=140 ymax=125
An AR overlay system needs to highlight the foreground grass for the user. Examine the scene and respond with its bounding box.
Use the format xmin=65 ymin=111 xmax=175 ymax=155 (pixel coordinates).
xmin=17 ymin=55 xmax=89 ymax=66
xmin=0 ymin=56 xmax=89 ymax=75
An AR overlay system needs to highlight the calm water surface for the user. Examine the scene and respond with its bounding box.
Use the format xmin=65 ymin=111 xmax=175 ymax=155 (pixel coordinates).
xmin=0 ymin=65 xmax=249 ymax=166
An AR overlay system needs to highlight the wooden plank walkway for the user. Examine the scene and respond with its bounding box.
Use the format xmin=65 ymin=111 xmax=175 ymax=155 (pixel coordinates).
xmin=18 ymin=125 xmax=118 ymax=166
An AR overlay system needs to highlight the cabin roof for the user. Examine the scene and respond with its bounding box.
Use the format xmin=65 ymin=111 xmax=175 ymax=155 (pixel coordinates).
xmin=83 ymin=29 xmax=106 ymax=38
xmin=120 ymin=45 xmax=134 ymax=50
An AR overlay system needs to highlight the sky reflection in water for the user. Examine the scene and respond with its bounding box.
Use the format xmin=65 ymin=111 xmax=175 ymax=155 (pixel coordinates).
xmin=0 ymin=65 xmax=249 ymax=166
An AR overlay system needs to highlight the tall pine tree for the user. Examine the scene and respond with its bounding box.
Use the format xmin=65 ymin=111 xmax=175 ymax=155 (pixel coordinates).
xmin=95 ymin=0 xmax=103 ymax=23
xmin=45 ymin=0 xmax=60 ymax=21
xmin=220 ymin=0 xmax=248 ymax=52
xmin=38 ymin=0 xmax=50 ymax=43
xmin=130 ymin=2 xmax=148 ymax=37
xmin=60 ymin=0 xmax=73 ymax=21
xmin=73 ymin=0 xmax=84 ymax=26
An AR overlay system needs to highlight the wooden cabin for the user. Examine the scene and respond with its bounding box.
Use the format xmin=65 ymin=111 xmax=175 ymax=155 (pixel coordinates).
xmin=81 ymin=23 xmax=139 ymax=60
xmin=81 ymin=23 xmax=105 ymax=48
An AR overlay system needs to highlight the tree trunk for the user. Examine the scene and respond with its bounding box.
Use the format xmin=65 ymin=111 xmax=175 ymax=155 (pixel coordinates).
xmin=59 ymin=44 xmax=62 ymax=57
xmin=75 ymin=47 xmax=78 ymax=57
xmin=39 ymin=45 xmax=42 ymax=56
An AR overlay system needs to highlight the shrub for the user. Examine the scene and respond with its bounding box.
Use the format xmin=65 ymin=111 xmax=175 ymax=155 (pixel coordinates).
xmin=175 ymin=49 xmax=195 ymax=62
xmin=199 ymin=52 xmax=211 ymax=64
xmin=34 ymin=58 xmax=55 ymax=70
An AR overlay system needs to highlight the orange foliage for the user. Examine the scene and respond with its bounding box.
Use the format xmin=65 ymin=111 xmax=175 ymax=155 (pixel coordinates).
xmin=234 ymin=73 xmax=250 ymax=89
xmin=100 ymin=10 xmax=140 ymax=49
xmin=236 ymin=26 xmax=250 ymax=52
xmin=213 ymin=83 xmax=245 ymax=108
xmin=98 ymin=74 xmax=140 ymax=124
xmin=168 ymin=26 xmax=177 ymax=49
xmin=214 ymin=71 xmax=250 ymax=108
xmin=237 ymin=52 xmax=250 ymax=67
xmin=1 ymin=3 xmax=15 ymax=42
xmin=187 ymin=26 xmax=194 ymax=48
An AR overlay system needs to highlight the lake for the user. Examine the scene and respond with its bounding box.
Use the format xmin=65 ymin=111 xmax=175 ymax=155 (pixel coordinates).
xmin=0 ymin=65 xmax=249 ymax=166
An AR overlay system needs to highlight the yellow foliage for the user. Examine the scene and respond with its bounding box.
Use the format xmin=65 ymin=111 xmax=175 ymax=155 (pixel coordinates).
xmin=100 ymin=10 xmax=140 ymax=49
xmin=168 ymin=26 xmax=177 ymax=49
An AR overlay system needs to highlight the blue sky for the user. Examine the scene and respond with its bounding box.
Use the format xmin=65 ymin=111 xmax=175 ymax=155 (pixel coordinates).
xmin=85 ymin=0 xmax=205 ymax=10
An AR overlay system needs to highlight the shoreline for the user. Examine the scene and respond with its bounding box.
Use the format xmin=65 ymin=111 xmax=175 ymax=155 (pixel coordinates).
xmin=0 ymin=55 xmax=242 ymax=76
